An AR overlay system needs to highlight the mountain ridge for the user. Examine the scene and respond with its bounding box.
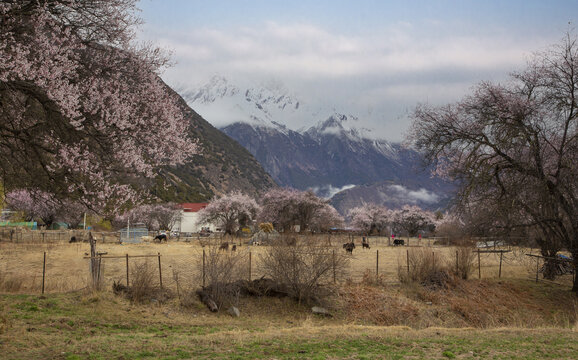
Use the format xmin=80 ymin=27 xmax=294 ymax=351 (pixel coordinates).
xmin=178 ymin=75 xmax=454 ymax=212
xmin=150 ymin=83 xmax=278 ymax=203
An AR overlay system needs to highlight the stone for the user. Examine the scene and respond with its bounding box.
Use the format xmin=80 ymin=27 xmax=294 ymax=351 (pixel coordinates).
xmin=227 ymin=306 xmax=240 ymax=317
xmin=311 ymin=306 xmax=332 ymax=317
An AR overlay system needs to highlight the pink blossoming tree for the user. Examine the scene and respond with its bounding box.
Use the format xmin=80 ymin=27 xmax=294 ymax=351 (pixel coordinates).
xmin=391 ymin=205 xmax=436 ymax=238
xmin=196 ymin=192 xmax=261 ymax=235
xmin=113 ymin=203 xmax=180 ymax=231
xmin=259 ymin=188 xmax=340 ymax=233
xmin=348 ymin=203 xmax=391 ymax=235
xmin=0 ymin=1 xmax=199 ymax=213
xmin=6 ymin=189 xmax=89 ymax=228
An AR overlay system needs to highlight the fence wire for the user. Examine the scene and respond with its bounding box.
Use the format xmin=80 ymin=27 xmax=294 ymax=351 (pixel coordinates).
xmin=0 ymin=230 xmax=575 ymax=294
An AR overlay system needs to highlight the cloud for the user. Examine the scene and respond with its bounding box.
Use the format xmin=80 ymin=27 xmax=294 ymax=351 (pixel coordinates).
xmin=141 ymin=20 xmax=555 ymax=139
xmin=311 ymin=184 xmax=356 ymax=199
xmin=388 ymin=185 xmax=440 ymax=204
xmin=153 ymin=21 xmax=535 ymax=81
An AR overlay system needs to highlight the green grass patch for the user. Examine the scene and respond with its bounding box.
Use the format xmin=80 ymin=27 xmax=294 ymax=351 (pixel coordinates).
xmin=1 ymin=281 xmax=577 ymax=359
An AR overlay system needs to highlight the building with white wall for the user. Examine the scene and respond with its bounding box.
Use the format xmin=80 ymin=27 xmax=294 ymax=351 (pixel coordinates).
xmin=172 ymin=203 xmax=217 ymax=234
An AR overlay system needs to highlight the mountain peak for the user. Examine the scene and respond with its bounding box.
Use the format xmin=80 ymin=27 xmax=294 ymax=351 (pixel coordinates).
xmin=179 ymin=75 xmax=305 ymax=129
xmin=186 ymin=75 xmax=239 ymax=104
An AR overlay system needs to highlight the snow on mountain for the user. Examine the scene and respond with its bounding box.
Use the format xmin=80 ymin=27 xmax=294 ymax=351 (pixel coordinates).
xmin=177 ymin=75 xmax=305 ymax=133
xmin=178 ymin=75 xmax=388 ymax=147
xmin=178 ymin=75 xmax=454 ymax=211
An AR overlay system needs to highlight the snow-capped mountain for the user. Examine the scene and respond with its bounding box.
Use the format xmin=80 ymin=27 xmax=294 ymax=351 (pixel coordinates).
xmin=178 ymin=75 xmax=454 ymax=212
xmin=177 ymin=75 xmax=308 ymax=131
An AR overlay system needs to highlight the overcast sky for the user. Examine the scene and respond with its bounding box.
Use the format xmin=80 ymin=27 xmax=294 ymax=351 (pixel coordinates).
xmin=137 ymin=0 xmax=577 ymax=141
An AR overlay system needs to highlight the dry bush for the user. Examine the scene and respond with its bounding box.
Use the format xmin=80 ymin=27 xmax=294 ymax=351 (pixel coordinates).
xmin=340 ymin=284 xmax=420 ymax=326
xmin=398 ymin=248 xmax=453 ymax=288
xmin=0 ymin=272 xmax=25 ymax=293
xmin=114 ymin=261 xmax=172 ymax=304
xmin=197 ymin=244 xmax=248 ymax=309
xmin=360 ymin=268 xmax=385 ymax=287
xmin=447 ymin=246 xmax=477 ymax=279
xmin=259 ymin=240 xmax=349 ymax=304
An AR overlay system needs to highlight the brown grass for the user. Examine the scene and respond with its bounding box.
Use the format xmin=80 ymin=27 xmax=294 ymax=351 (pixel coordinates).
xmin=0 ymin=233 xmax=572 ymax=296
xmin=337 ymin=278 xmax=578 ymax=329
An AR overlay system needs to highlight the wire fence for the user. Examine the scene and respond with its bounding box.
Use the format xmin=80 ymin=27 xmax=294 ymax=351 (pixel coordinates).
xmin=0 ymin=230 xmax=575 ymax=295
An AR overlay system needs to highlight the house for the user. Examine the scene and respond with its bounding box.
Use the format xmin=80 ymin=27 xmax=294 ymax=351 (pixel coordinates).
xmin=172 ymin=203 xmax=216 ymax=234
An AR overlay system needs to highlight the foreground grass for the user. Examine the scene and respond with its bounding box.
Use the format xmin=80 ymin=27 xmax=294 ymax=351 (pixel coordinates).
xmin=1 ymin=282 xmax=577 ymax=360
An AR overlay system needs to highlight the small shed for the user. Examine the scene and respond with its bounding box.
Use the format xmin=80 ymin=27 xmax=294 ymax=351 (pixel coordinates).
xmin=119 ymin=223 xmax=148 ymax=244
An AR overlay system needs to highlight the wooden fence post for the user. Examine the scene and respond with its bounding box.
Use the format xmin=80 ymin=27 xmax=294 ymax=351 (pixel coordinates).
xmin=42 ymin=252 xmax=46 ymax=294
xmin=407 ymin=249 xmax=410 ymax=274
xmin=333 ymin=250 xmax=336 ymax=284
xmin=478 ymin=250 xmax=481 ymax=279
xmin=125 ymin=254 xmax=129 ymax=287
xmin=249 ymin=251 xmax=252 ymax=281
xmin=456 ymin=250 xmax=459 ymax=275
xmin=202 ymin=249 xmax=205 ymax=287
xmin=157 ymin=252 xmax=163 ymax=288
xmin=89 ymin=232 xmax=100 ymax=289
xmin=376 ymin=250 xmax=379 ymax=282
xmin=535 ymin=257 xmax=540 ymax=283
xmin=499 ymin=251 xmax=503 ymax=278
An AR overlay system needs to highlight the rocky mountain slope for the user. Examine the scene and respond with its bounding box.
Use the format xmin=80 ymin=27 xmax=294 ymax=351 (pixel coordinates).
xmin=151 ymin=85 xmax=277 ymax=203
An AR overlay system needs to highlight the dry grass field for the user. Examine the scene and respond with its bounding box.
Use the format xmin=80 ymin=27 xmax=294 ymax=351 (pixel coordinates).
xmin=1 ymin=231 xmax=577 ymax=359
xmin=0 ymin=232 xmax=567 ymax=295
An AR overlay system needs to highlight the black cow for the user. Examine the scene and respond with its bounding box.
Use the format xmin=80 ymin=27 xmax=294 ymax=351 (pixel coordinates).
xmin=69 ymin=236 xmax=77 ymax=243
xmin=231 ymin=244 xmax=237 ymax=251
xmin=343 ymin=242 xmax=355 ymax=254
xmin=362 ymin=238 xmax=370 ymax=249
xmin=154 ymin=234 xmax=167 ymax=243
xmin=393 ymin=239 xmax=404 ymax=246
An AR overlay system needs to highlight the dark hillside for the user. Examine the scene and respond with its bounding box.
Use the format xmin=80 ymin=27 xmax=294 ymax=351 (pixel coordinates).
xmin=151 ymin=87 xmax=277 ymax=202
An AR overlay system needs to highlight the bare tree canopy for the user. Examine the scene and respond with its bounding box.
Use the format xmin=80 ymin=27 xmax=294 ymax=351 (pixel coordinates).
xmin=408 ymin=33 xmax=578 ymax=289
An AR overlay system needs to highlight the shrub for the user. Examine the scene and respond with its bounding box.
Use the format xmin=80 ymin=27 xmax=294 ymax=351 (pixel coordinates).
xmin=114 ymin=261 xmax=172 ymax=304
xmin=449 ymin=246 xmax=477 ymax=279
xmin=259 ymin=239 xmax=349 ymax=304
xmin=198 ymin=244 xmax=248 ymax=309
xmin=0 ymin=272 xmax=25 ymax=293
xmin=398 ymin=248 xmax=452 ymax=288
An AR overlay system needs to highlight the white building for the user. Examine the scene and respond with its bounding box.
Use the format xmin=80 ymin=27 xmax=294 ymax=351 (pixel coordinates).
xmin=172 ymin=203 xmax=217 ymax=234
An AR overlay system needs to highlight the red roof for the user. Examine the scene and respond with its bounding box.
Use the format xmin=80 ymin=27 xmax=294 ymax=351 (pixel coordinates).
xmin=180 ymin=203 xmax=209 ymax=213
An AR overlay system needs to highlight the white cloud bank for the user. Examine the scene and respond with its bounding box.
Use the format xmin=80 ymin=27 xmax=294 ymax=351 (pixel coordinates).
xmin=141 ymin=19 xmax=558 ymax=140
xmin=388 ymin=185 xmax=440 ymax=204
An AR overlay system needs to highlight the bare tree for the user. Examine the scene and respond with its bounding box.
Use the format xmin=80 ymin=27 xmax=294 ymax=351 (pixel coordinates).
xmin=409 ymin=33 xmax=578 ymax=289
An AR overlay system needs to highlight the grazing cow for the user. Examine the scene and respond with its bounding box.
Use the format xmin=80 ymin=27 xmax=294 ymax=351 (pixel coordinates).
xmin=154 ymin=234 xmax=167 ymax=243
xmin=393 ymin=239 xmax=404 ymax=246
xmin=343 ymin=242 xmax=355 ymax=254
xmin=231 ymin=244 xmax=237 ymax=251
xmin=219 ymin=242 xmax=229 ymax=251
